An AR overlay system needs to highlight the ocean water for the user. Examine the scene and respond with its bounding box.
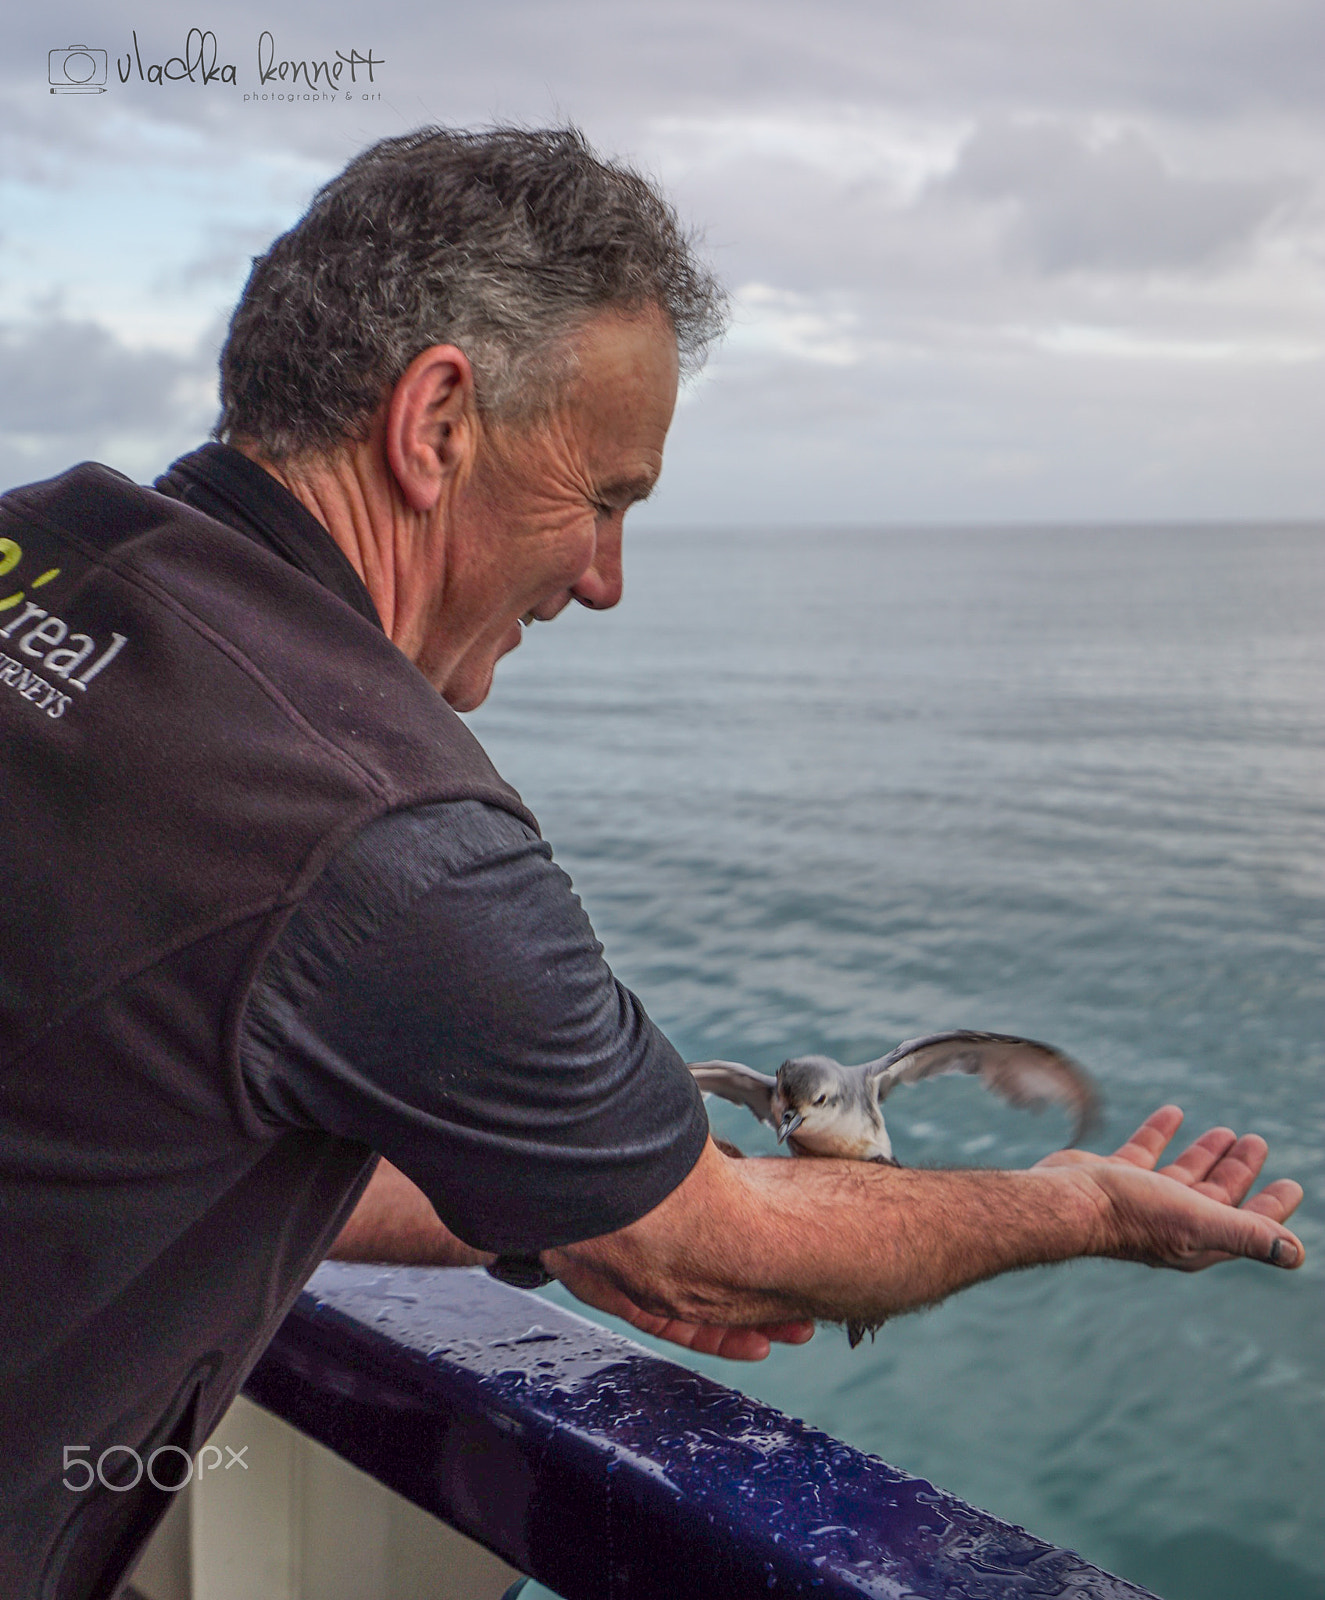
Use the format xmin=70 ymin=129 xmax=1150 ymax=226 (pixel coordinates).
xmin=468 ymin=522 xmax=1325 ymax=1600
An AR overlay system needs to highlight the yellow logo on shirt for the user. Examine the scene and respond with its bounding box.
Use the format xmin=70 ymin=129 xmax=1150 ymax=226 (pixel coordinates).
xmin=0 ymin=537 xmax=128 ymax=718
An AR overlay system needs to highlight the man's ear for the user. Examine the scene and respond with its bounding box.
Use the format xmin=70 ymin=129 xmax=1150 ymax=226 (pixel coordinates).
xmin=384 ymin=344 xmax=477 ymax=513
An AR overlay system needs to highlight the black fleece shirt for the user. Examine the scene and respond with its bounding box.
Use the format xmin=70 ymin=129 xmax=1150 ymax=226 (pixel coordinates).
xmin=155 ymin=444 xmax=707 ymax=1251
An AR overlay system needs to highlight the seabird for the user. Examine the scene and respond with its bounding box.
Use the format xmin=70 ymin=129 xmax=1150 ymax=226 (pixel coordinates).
xmin=689 ymin=1029 xmax=1101 ymax=1346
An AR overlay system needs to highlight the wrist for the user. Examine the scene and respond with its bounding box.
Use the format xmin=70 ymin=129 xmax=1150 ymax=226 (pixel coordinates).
xmin=1023 ymin=1166 xmax=1115 ymax=1261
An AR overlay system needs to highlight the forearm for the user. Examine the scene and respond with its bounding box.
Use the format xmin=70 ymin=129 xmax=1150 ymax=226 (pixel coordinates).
xmin=738 ymin=1159 xmax=1103 ymax=1325
xmin=328 ymin=1158 xmax=493 ymax=1268
xmin=552 ymin=1142 xmax=1105 ymax=1329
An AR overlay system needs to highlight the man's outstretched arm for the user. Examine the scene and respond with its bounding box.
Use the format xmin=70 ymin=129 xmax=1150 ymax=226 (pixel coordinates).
xmin=545 ymin=1106 xmax=1304 ymax=1358
xmin=328 ymin=1110 xmax=1303 ymax=1363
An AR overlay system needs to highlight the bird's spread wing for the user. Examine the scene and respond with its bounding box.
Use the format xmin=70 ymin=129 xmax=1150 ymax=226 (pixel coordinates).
xmin=687 ymin=1060 xmax=778 ymax=1129
xmin=861 ymin=1030 xmax=1101 ymax=1145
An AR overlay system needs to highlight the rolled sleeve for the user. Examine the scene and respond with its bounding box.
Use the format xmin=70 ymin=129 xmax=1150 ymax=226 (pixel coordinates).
xmin=240 ymin=800 xmax=708 ymax=1252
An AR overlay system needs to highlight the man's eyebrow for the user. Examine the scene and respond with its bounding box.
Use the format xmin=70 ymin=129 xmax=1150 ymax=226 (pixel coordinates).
xmin=594 ymin=472 xmax=658 ymax=507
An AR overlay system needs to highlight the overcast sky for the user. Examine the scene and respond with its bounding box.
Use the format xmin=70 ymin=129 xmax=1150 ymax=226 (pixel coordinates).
xmin=2 ymin=1 xmax=1322 ymax=524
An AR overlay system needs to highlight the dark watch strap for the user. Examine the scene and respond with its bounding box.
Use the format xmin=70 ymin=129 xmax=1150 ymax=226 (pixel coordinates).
xmin=486 ymin=1254 xmax=554 ymax=1290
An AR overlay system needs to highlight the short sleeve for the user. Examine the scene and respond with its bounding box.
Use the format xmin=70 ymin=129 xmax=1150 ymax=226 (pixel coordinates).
xmin=239 ymin=800 xmax=709 ymax=1253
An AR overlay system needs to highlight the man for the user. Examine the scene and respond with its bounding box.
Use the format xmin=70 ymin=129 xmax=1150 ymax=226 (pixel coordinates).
xmin=0 ymin=127 xmax=1303 ymax=1599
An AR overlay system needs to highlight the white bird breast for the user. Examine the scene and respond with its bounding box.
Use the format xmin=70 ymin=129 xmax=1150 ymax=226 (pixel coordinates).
xmin=783 ymin=1097 xmax=894 ymax=1163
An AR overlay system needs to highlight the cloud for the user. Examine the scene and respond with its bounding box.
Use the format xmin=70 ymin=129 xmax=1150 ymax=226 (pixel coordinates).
xmin=645 ymin=326 xmax=1325 ymax=526
xmin=726 ymin=284 xmax=864 ymax=366
xmin=1027 ymin=322 xmax=1323 ymax=365
xmin=936 ymin=118 xmax=1298 ymax=274
xmin=2 ymin=0 xmax=1322 ymax=520
xmin=0 ymin=314 xmax=218 ymax=490
xmin=7 ymin=0 xmax=1325 ymax=156
xmin=167 ymin=223 xmax=282 ymax=294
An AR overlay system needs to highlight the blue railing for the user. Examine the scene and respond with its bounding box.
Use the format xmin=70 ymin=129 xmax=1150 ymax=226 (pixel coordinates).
xmin=244 ymin=1262 xmax=1158 ymax=1599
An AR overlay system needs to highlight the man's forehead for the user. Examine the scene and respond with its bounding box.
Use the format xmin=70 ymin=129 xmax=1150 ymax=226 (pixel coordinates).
xmin=558 ymin=306 xmax=678 ymax=489
xmin=567 ymin=305 xmax=678 ymax=399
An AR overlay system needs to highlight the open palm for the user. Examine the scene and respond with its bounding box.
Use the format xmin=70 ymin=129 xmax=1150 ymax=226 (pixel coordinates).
xmin=1037 ymin=1104 xmax=1304 ymax=1271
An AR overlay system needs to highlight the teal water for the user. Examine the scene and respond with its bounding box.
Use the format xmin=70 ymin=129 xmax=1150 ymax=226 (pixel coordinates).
xmin=469 ymin=523 xmax=1325 ymax=1600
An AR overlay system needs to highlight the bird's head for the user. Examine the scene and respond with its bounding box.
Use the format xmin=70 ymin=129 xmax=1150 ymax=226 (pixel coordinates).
xmin=773 ymin=1055 xmax=847 ymax=1144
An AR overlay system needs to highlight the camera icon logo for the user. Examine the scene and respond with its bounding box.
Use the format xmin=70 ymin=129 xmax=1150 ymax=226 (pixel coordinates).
xmin=49 ymin=46 xmax=108 ymax=94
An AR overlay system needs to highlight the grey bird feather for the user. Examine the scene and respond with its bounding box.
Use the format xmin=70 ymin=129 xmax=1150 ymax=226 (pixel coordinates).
xmin=688 ymin=1030 xmax=1102 ymax=1348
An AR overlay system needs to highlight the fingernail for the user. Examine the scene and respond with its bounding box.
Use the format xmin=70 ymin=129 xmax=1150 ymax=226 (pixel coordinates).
xmin=1270 ymin=1239 xmax=1299 ymax=1267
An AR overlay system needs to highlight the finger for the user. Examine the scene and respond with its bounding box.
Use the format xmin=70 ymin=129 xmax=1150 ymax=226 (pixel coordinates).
xmin=1182 ymin=1133 xmax=1269 ymax=1206
xmin=704 ymin=1322 xmax=815 ymax=1357
xmin=623 ymin=1311 xmax=815 ymax=1361
xmin=656 ymin=1318 xmax=814 ymax=1357
xmin=1237 ymin=1178 xmax=1304 ymax=1224
xmin=1179 ymin=1201 xmax=1304 ymax=1272
xmin=1111 ymin=1105 xmax=1184 ymax=1169
xmin=1156 ymin=1126 xmax=1238 ymax=1188
xmin=715 ymin=1329 xmax=773 ymax=1360
xmin=633 ymin=1314 xmax=768 ymax=1359
xmin=692 ymin=1326 xmax=771 ymax=1360
xmin=1180 ymin=1226 xmax=1305 ymax=1273
xmin=763 ymin=1320 xmax=816 ymax=1345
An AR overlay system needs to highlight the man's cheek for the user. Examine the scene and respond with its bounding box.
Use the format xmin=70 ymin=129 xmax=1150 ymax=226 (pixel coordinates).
xmin=544 ymin=510 xmax=599 ymax=575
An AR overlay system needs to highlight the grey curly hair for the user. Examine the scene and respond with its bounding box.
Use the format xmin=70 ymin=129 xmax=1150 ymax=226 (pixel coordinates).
xmin=215 ymin=125 xmax=728 ymax=460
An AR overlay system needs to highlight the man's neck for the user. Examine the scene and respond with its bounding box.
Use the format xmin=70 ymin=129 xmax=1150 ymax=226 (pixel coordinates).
xmin=231 ymin=436 xmax=435 ymax=657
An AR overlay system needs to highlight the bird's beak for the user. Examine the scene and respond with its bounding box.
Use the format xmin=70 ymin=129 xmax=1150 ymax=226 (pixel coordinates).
xmin=777 ymin=1109 xmax=804 ymax=1144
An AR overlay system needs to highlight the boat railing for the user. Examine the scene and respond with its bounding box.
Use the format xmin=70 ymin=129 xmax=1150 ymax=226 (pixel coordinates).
xmin=235 ymin=1260 xmax=1158 ymax=1599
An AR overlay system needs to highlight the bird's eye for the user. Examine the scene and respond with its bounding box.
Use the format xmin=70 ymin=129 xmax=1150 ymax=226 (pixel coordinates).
xmin=813 ymin=1094 xmax=827 ymax=1105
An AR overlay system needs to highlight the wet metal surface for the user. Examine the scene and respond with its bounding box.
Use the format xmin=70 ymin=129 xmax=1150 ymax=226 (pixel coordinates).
xmin=244 ymin=1263 xmax=1159 ymax=1599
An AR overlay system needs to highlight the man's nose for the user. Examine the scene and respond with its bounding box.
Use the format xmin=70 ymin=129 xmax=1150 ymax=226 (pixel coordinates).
xmin=570 ymin=518 xmax=624 ymax=611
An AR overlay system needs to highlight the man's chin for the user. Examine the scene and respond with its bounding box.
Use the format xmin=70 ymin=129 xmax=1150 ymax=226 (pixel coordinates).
xmin=440 ymin=653 xmax=506 ymax=713
xmin=441 ymin=676 xmax=493 ymax=714
xmin=439 ymin=626 xmax=521 ymax=713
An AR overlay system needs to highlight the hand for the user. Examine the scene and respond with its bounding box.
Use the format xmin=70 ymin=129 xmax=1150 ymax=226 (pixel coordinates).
xmin=548 ymin=1135 xmax=814 ymax=1359
xmin=549 ymin=1253 xmax=815 ymax=1362
xmin=1037 ymin=1105 xmax=1304 ymax=1271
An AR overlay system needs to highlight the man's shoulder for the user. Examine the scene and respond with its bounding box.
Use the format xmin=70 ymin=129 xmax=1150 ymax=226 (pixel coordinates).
xmin=2 ymin=459 xmax=182 ymax=560
xmin=3 ymin=456 xmax=342 ymax=610
xmin=2 ymin=459 xmax=534 ymax=831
